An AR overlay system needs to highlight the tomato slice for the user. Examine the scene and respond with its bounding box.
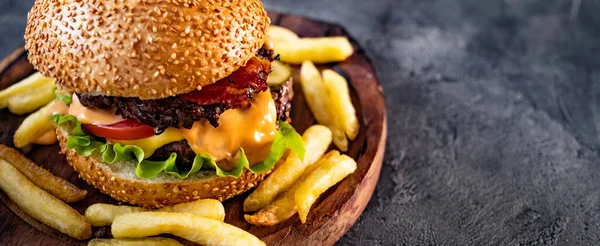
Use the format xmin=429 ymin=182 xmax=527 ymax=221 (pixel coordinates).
xmin=82 ymin=119 xmax=155 ymax=140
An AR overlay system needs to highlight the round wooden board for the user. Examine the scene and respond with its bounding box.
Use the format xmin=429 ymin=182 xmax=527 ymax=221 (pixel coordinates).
xmin=0 ymin=11 xmax=386 ymax=246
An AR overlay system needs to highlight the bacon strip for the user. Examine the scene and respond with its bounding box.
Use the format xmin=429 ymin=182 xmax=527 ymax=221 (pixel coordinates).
xmin=181 ymin=57 xmax=270 ymax=108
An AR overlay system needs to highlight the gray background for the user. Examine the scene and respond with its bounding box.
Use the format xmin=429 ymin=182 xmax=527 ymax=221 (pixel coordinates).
xmin=2 ymin=0 xmax=600 ymax=245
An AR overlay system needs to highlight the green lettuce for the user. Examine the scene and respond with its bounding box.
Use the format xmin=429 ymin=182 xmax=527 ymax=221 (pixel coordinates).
xmin=50 ymin=114 xmax=305 ymax=179
xmin=246 ymin=121 xmax=305 ymax=174
xmin=52 ymin=86 xmax=72 ymax=105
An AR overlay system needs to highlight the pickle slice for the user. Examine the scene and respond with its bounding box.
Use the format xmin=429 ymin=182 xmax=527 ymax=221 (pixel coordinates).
xmin=267 ymin=60 xmax=293 ymax=86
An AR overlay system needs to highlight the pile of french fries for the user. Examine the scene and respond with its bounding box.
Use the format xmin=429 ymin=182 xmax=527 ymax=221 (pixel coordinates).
xmin=86 ymin=200 xmax=265 ymax=246
xmin=268 ymin=25 xmax=360 ymax=151
xmin=0 ymin=72 xmax=59 ymax=147
xmin=243 ymin=125 xmax=357 ymax=226
xmin=0 ymin=72 xmax=55 ymax=115
xmin=0 ymin=144 xmax=90 ymax=239
xmin=268 ymin=25 xmax=354 ymax=64
xmin=0 ymin=144 xmax=265 ymax=245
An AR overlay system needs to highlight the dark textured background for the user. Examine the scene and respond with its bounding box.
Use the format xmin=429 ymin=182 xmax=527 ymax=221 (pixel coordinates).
xmin=2 ymin=0 xmax=600 ymax=245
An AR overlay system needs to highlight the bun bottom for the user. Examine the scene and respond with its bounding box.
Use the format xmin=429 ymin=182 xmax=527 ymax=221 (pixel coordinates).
xmin=56 ymin=127 xmax=268 ymax=208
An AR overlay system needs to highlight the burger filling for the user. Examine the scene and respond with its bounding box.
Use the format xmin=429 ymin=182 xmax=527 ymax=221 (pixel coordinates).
xmin=50 ymin=47 xmax=303 ymax=179
xmin=75 ymin=48 xmax=286 ymax=134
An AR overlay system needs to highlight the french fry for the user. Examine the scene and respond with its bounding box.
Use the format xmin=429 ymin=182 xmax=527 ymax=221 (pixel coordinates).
xmin=13 ymin=102 xmax=54 ymax=148
xmin=160 ymin=198 xmax=225 ymax=221
xmin=268 ymin=25 xmax=299 ymax=42
xmin=85 ymin=199 xmax=225 ymax=227
xmin=322 ymin=69 xmax=360 ymax=140
xmin=112 ymin=212 xmax=265 ymax=246
xmin=273 ymin=37 xmax=353 ymax=64
xmin=295 ymin=154 xmax=357 ymax=223
xmin=0 ymin=145 xmax=87 ymax=203
xmin=85 ymin=204 xmax=145 ymax=227
xmin=244 ymin=125 xmax=332 ymax=212
xmin=0 ymin=159 xmax=91 ymax=239
xmin=300 ymin=61 xmax=348 ymax=151
xmin=245 ymin=151 xmax=340 ymax=226
xmin=7 ymin=81 xmax=55 ymax=115
xmin=0 ymin=72 xmax=54 ymax=108
xmin=88 ymin=238 xmax=183 ymax=246
xmin=244 ymin=192 xmax=297 ymax=227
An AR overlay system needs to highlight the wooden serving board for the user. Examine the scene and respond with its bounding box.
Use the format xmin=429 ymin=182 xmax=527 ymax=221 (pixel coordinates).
xmin=0 ymin=11 xmax=386 ymax=246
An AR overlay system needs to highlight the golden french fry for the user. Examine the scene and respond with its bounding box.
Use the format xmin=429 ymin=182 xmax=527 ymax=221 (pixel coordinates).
xmin=244 ymin=192 xmax=297 ymax=227
xmin=88 ymin=238 xmax=183 ymax=246
xmin=295 ymin=154 xmax=357 ymax=223
xmin=112 ymin=212 xmax=265 ymax=246
xmin=85 ymin=199 xmax=225 ymax=227
xmin=0 ymin=145 xmax=87 ymax=203
xmin=7 ymin=81 xmax=55 ymax=115
xmin=85 ymin=204 xmax=145 ymax=227
xmin=244 ymin=125 xmax=332 ymax=212
xmin=0 ymin=72 xmax=54 ymax=108
xmin=0 ymin=159 xmax=91 ymax=239
xmin=159 ymin=198 xmax=225 ymax=221
xmin=244 ymin=151 xmax=340 ymax=226
xmin=322 ymin=69 xmax=360 ymax=140
xmin=300 ymin=61 xmax=348 ymax=151
xmin=273 ymin=37 xmax=353 ymax=64
xmin=13 ymin=102 xmax=54 ymax=148
xmin=268 ymin=25 xmax=299 ymax=42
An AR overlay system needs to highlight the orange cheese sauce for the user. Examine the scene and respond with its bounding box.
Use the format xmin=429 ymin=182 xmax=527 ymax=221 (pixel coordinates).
xmin=69 ymin=94 xmax=123 ymax=125
xmin=32 ymin=130 xmax=57 ymax=145
xmin=180 ymin=90 xmax=277 ymax=165
xmin=47 ymin=100 xmax=69 ymax=116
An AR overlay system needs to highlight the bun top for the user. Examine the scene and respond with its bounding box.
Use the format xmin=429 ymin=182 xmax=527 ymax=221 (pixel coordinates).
xmin=25 ymin=0 xmax=270 ymax=99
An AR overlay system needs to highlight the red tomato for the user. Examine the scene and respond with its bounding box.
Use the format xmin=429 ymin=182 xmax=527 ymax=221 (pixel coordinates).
xmin=82 ymin=119 xmax=155 ymax=140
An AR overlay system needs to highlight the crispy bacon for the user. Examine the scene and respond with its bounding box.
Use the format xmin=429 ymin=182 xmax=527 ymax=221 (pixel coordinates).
xmin=181 ymin=57 xmax=270 ymax=108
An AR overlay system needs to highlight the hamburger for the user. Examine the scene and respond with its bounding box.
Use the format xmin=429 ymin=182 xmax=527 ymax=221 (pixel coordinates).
xmin=24 ymin=0 xmax=302 ymax=208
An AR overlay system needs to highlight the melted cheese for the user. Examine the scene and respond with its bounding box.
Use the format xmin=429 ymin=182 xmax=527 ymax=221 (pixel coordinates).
xmin=108 ymin=127 xmax=184 ymax=158
xmin=180 ymin=90 xmax=277 ymax=164
xmin=69 ymin=94 xmax=123 ymax=125
xmin=102 ymin=90 xmax=277 ymax=164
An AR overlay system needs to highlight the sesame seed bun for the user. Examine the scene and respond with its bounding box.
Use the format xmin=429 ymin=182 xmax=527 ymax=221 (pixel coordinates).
xmin=25 ymin=0 xmax=270 ymax=99
xmin=56 ymin=126 xmax=269 ymax=208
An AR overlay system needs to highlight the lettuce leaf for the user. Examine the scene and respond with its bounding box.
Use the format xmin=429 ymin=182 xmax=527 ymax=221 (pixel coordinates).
xmin=55 ymin=94 xmax=72 ymax=105
xmin=248 ymin=121 xmax=305 ymax=174
xmin=136 ymin=153 xmax=177 ymax=179
xmin=52 ymin=86 xmax=73 ymax=105
xmin=51 ymin=114 xmax=305 ymax=179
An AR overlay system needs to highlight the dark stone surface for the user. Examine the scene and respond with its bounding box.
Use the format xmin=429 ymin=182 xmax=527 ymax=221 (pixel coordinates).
xmin=2 ymin=0 xmax=600 ymax=245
